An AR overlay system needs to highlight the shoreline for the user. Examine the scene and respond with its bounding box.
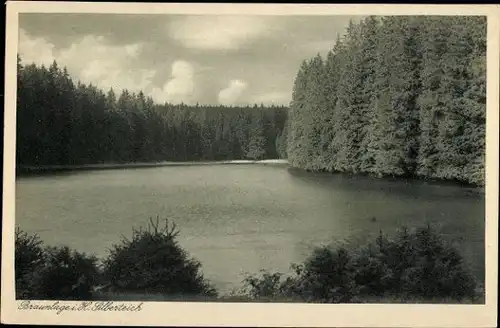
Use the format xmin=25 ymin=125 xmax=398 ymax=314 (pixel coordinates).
xmin=16 ymin=160 xmax=484 ymax=192
xmin=287 ymin=167 xmax=485 ymax=193
xmin=16 ymin=159 xmax=484 ymax=193
xmin=16 ymin=159 xmax=289 ymax=174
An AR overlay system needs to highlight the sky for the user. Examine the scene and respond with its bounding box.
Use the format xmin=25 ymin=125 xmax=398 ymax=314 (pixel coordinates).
xmin=18 ymin=14 xmax=358 ymax=106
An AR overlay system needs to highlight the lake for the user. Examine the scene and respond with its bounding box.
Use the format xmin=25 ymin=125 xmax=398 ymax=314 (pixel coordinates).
xmin=15 ymin=164 xmax=485 ymax=294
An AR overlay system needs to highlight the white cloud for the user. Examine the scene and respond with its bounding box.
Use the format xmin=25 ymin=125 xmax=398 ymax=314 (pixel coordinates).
xmin=57 ymin=35 xmax=153 ymax=92
xmin=251 ymin=91 xmax=291 ymax=106
xmin=125 ymin=43 xmax=141 ymax=57
xmin=18 ymin=30 xmax=198 ymax=105
xmin=151 ymin=60 xmax=196 ymax=105
xmin=18 ymin=28 xmax=56 ymax=67
xmin=218 ymin=79 xmax=248 ymax=105
xmin=18 ymin=29 xmax=154 ymax=94
xmin=168 ymin=16 xmax=270 ymax=51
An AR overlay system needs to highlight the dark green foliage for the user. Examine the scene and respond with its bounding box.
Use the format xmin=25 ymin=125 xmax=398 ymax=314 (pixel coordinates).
xmin=15 ymin=220 xmax=215 ymax=301
xmin=287 ymin=16 xmax=486 ymax=185
xmin=352 ymin=226 xmax=477 ymax=300
xmin=241 ymin=270 xmax=285 ymax=300
xmin=27 ymin=246 xmax=101 ymax=300
xmin=275 ymin=124 xmax=288 ymax=159
xmin=16 ymin=223 xmax=479 ymax=302
xmin=15 ymin=228 xmax=101 ymax=300
xmin=245 ymin=110 xmax=267 ymax=160
xmin=102 ymin=217 xmax=216 ymax=297
xmin=240 ymin=225 xmax=478 ymax=303
xmin=290 ymin=247 xmax=359 ymax=303
xmin=15 ymin=228 xmax=45 ymax=299
xmin=16 ymin=59 xmax=288 ymax=168
xmin=288 ymin=60 xmax=309 ymax=168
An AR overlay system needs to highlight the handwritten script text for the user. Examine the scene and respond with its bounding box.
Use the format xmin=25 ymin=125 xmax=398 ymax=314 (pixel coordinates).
xmin=18 ymin=301 xmax=144 ymax=315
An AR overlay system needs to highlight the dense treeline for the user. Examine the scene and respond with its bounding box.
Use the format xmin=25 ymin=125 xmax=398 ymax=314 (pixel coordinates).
xmin=16 ymin=57 xmax=288 ymax=167
xmin=287 ymin=16 xmax=486 ymax=186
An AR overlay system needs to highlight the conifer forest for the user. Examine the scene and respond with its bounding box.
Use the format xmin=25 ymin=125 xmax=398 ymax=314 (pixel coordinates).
xmin=16 ymin=58 xmax=288 ymax=166
xmin=16 ymin=16 xmax=486 ymax=186
xmin=287 ymin=16 xmax=486 ymax=186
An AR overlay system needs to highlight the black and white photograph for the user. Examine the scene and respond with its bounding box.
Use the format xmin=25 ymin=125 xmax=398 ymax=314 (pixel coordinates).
xmin=2 ymin=2 xmax=499 ymax=327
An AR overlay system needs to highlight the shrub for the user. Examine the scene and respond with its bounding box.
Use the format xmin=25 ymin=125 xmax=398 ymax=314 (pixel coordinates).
xmin=351 ymin=243 xmax=394 ymax=296
xmin=294 ymin=246 xmax=359 ymax=303
xmin=240 ymin=248 xmax=359 ymax=303
xmin=398 ymin=225 xmax=477 ymax=299
xmin=102 ymin=217 xmax=216 ymax=298
xmin=351 ymin=226 xmax=477 ymax=300
xmin=241 ymin=225 xmax=479 ymax=303
xmin=27 ymin=246 xmax=101 ymax=300
xmin=15 ymin=222 xmax=479 ymax=303
xmin=350 ymin=228 xmax=417 ymax=296
xmin=15 ymin=227 xmax=101 ymax=300
xmin=15 ymin=228 xmax=45 ymax=298
xmin=241 ymin=270 xmax=285 ymax=300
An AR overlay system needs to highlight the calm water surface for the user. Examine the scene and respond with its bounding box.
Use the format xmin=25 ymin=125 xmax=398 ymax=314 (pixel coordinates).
xmin=16 ymin=164 xmax=485 ymax=293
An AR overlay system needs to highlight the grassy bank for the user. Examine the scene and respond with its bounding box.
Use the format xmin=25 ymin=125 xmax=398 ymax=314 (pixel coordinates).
xmin=15 ymin=217 xmax=484 ymax=304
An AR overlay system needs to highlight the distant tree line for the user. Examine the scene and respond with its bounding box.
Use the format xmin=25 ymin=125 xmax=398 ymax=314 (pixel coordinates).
xmin=287 ymin=16 xmax=486 ymax=186
xmin=16 ymin=56 xmax=288 ymax=167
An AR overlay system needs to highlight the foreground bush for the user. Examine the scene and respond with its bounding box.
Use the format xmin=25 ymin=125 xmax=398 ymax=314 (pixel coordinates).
xmin=15 ymin=219 xmax=216 ymax=300
xmin=15 ymin=228 xmax=45 ymax=298
xmin=102 ymin=217 xmax=217 ymax=297
xmin=240 ymin=225 xmax=479 ymax=303
xmin=15 ymin=228 xmax=101 ymax=300
xmin=16 ymin=222 xmax=479 ymax=303
xmin=27 ymin=246 xmax=101 ymax=300
xmin=353 ymin=226 xmax=478 ymax=300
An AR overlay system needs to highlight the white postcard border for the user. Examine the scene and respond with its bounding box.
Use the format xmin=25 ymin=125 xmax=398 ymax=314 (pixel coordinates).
xmin=2 ymin=2 xmax=499 ymax=327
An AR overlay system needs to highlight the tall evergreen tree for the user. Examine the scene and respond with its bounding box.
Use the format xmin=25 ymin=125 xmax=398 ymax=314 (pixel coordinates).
xmin=372 ymin=17 xmax=423 ymax=177
xmin=332 ymin=20 xmax=364 ymax=173
xmin=357 ymin=16 xmax=381 ymax=173
xmin=288 ymin=60 xmax=310 ymax=168
xmin=246 ymin=111 xmax=267 ymax=160
xmin=303 ymin=54 xmax=328 ymax=170
xmin=286 ymin=15 xmax=486 ymax=186
xmin=417 ymin=17 xmax=453 ymax=179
